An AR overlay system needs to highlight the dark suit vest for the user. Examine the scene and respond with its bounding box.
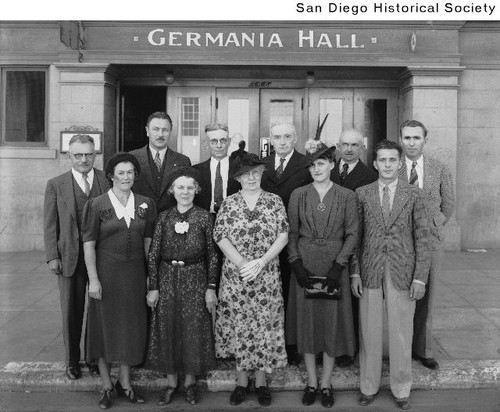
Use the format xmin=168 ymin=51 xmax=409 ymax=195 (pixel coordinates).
xmin=72 ymin=176 xmax=102 ymax=233
xmin=146 ymin=148 xmax=167 ymax=199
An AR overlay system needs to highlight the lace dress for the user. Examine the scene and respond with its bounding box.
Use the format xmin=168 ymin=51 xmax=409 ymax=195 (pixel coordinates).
xmin=146 ymin=205 xmax=219 ymax=375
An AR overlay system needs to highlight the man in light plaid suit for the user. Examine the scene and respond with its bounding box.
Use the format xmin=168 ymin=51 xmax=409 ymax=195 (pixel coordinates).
xmin=352 ymin=140 xmax=430 ymax=410
xmin=398 ymin=120 xmax=455 ymax=371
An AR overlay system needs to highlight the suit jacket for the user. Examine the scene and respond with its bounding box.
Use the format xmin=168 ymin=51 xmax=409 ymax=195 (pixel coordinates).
xmin=331 ymin=159 xmax=378 ymax=192
xmin=44 ymin=169 xmax=108 ymax=278
xmin=354 ymin=180 xmax=431 ymax=290
xmin=129 ymin=145 xmax=191 ymax=213
xmin=399 ymin=156 xmax=455 ymax=249
xmin=193 ymin=157 xmax=241 ymax=212
xmin=260 ymin=150 xmax=313 ymax=210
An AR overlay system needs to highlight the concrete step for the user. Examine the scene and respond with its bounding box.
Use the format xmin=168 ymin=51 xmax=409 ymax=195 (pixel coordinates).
xmin=1 ymin=360 xmax=499 ymax=392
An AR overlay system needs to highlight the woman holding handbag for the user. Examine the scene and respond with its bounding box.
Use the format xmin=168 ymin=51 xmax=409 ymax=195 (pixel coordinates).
xmin=286 ymin=137 xmax=358 ymax=408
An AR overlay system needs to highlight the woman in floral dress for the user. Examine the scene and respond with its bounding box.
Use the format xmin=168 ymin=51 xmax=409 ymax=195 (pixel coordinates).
xmin=213 ymin=153 xmax=289 ymax=407
xmin=145 ymin=166 xmax=219 ymax=407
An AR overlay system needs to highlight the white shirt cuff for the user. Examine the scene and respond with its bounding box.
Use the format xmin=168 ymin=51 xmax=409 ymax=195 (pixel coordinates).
xmin=412 ymin=279 xmax=426 ymax=286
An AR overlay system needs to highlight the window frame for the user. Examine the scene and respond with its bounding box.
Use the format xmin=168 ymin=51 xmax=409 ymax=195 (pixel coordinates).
xmin=1 ymin=66 xmax=49 ymax=147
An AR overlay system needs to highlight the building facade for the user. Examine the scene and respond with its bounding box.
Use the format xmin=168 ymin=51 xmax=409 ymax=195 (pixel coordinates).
xmin=1 ymin=21 xmax=499 ymax=251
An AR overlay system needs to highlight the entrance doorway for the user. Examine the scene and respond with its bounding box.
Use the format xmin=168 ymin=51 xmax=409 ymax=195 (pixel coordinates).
xmin=121 ymin=85 xmax=398 ymax=165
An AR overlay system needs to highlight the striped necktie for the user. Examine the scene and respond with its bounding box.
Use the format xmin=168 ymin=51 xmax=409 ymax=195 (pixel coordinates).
xmin=82 ymin=173 xmax=90 ymax=196
xmin=275 ymin=157 xmax=285 ymax=179
xmin=382 ymin=185 xmax=391 ymax=225
xmin=409 ymin=161 xmax=419 ymax=186
xmin=154 ymin=151 xmax=162 ymax=172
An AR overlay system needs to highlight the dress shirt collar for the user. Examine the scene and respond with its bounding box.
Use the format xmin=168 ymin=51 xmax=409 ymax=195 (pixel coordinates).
xmin=210 ymin=155 xmax=229 ymax=168
xmin=149 ymin=146 xmax=168 ymax=164
xmin=275 ymin=150 xmax=294 ymax=169
xmin=107 ymin=189 xmax=135 ymax=228
xmin=378 ymin=178 xmax=398 ymax=193
xmin=71 ymin=168 xmax=94 ymax=191
xmin=339 ymin=159 xmax=359 ymax=174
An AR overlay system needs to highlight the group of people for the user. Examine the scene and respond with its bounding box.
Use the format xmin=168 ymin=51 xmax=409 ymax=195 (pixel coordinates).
xmin=44 ymin=111 xmax=454 ymax=410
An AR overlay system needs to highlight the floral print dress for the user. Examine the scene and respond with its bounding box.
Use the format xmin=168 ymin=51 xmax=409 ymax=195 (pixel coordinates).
xmin=213 ymin=191 xmax=289 ymax=373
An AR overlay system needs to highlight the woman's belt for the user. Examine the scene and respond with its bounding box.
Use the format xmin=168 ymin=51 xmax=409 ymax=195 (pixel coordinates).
xmin=163 ymin=252 xmax=205 ymax=267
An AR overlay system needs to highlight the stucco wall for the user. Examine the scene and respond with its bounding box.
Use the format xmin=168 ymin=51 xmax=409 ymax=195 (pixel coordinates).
xmin=457 ymin=70 xmax=500 ymax=248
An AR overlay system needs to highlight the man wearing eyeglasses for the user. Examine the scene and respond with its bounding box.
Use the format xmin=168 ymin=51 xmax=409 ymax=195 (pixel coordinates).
xmin=194 ymin=123 xmax=241 ymax=214
xmin=44 ymin=134 xmax=108 ymax=380
xmin=129 ymin=111 xmax=191 ymax=213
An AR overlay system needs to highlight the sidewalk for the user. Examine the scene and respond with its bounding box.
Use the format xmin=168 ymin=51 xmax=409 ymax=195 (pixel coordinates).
xmin=0 ymin=250 xmax=499 ymax=392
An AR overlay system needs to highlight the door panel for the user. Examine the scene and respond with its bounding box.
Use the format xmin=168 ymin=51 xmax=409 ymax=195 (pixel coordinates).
xmin=260 ymin=89 xmax=305 ymax=150
xmin=354 ymin=88 xmax=399 ymax=165
xmin=167 ymin=87 xmax=212 ymax=164
xmin=308 ymin=89 xmax=354 ymax=150
xmin=215 ymin=88 xmax=259 ymax=156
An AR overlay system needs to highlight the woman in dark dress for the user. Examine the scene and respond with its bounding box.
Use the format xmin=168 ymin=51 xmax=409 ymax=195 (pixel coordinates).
xmin=287 ymin=140 xmax=358 ymax=408
xmin=83 ymin=153 xmax=157 ymax=410
xmin=145 ymin=166 xmax=219 ymax=406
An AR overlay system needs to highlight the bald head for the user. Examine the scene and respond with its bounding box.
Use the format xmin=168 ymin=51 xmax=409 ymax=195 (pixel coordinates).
xmin=339 ymin=129 xmax=364 ymax=164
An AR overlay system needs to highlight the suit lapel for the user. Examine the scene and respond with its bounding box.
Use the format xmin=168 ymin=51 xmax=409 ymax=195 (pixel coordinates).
xmin=136 ymin=147 xmax=156 ymax=192
xmin=60 ymin=171 xmax=78 ymax=222
xmin=160 ymin=149 xmax=179 ymax=195
xmin=386 ymin=182 xmax=410 ymax=228
xmin=366 ymin=182 xmax=386 ymax=229
xmin=399 ymin=161 xmax=409 ymax=183
xmin=264 ymin=154 xmax=279 ymax=183
xmin=422 ymin=156 xmax=435 ymax=193
xmin=279 ymin=151 xmax=302 ymax=184
xmin=93 ymin=169 xmax=108 ymax=194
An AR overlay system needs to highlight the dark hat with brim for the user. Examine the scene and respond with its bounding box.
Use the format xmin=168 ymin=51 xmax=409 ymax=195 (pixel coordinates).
xmin=166 ymin=166 xmax=201 ymax=189
xmin=106 ymin=152 xmax=141 ymax=178
xmin=304 ymin=140 xmax=336 ymax=165
xmin=230 ymin=153 xmax=266 ymax=179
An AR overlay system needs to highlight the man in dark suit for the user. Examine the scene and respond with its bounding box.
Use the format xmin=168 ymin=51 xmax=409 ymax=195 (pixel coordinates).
xmin=194 ymin=123 xmax=240 ymax=213
xmin=399 ymin=120 xmax=455 ymax=370
xmin=44 ymin=134 xmax=108 ymax=380
xmin=129 ymin=111 xmax=191 ymax=213
xmin=331 ymin=129 xmax=378 ymax=367
xmin=260 ymin=123 xmax=312 ymax=365
xmin=352 ymin=140 xmax=430 ymax=410
xmin=332 ymin=129 xmax=378 ymax=191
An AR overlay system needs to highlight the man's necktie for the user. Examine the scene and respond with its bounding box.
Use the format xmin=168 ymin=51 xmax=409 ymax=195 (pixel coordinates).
xmin=154 ymin=151 xmax=162 ymax=172
xmin=82 ymin=173 xmax=90 ymax=196
xmin=340 ymin=163 xmax=349 ymax=185
xmin=382 ymin=185 xmax=391 ymax=225
xmin=214 ymin=161 xmax=224 ymax=213
xmin=275 ymin=157 xmax=286 ymax=179
xmin=409 ymin=161 xmax=419 ymax=186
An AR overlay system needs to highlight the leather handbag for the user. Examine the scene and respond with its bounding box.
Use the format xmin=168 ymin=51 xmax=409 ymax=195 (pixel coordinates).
xmin=304 ymin=276 xmax=341 ymax=300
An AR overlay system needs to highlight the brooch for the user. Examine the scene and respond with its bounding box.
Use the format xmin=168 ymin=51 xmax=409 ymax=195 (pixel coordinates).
xmin=99 ymin=209 xmax=114 ymax=222
xmin=175 ymin=221 xmax=189 ymax=234
xmin=137 ymin=202 xmax=148 ymax=218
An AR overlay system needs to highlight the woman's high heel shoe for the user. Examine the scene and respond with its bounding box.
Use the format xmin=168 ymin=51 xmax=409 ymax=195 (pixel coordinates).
xmin=98 ymin=386 xmax=113 ymax=410
xmin=115 ymin=380 xmax=145 ymax=404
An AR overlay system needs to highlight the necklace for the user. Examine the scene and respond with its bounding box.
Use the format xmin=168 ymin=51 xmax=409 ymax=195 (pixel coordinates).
xmin=314 ymin=181 xmax=332 ymax=212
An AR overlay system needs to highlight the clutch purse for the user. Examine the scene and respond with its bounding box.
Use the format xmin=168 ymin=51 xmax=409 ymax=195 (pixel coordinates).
xmin=304 ymin=276 xmax=341 ymax=300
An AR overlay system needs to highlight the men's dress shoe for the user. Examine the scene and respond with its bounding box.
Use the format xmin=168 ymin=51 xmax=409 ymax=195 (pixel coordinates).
xmin=395 ymin=397 xmax=412 ymax=410
xmin=288 ymin=351 xmax=302 ymax=366
xmin=320 ymin=387 xmax=334 ymax=408
xmin=358 ymin=392 xmax=376 ymax=406
xmin=185 ymin=384 xmax=198 ymax=405
xmin=335 ymin=355 xmax=354 ymax=368
xmin=229 ymin=385 xmax=249 ymax=406
xmin=158 ymin=385 xmax=177 ymax=406
xmin=421 ymin=357 xmax=439 ymax=370
xmin=98 ymin=387 xmax=113 ymax=410
xmin=115 ymin=381 xmax=145 ymax=404
xmin=87 ymin=363 xmax=100 ymax=377
xmin=256 ymin=385 xmax=272 ymax=407
xmin=65 ymin=365 xmax=81 ymax=380
xmin=302 ymin=385 xmax=317 ymax=406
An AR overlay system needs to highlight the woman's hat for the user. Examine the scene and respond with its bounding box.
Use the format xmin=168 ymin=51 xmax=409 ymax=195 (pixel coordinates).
xmin=105 ymin=152 xmax=141 ymax=178
xmin=231 ymin=152 xmax=266 ymax=179
xmin=304 ymin=114 xmax=335 ymax=164
xmin=166 ymin=166 xmax=201 ymax=189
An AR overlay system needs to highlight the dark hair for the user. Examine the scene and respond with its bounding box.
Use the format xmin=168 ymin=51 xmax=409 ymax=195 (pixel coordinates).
xmin=399 ymin=120 xmax=428 ymax=138
xmin=238 ymin=140 xmax=246 ymax=150
xmin=105 ymin=152 xmax=141 ymax=183
xmin=373 ymin=140 xmax=403 ymax=160
xmin=166 ymin=166 xmax=202 ymax=195
xmin=205 ymin=123 xmax=229 ymax=133
xmin=146 ymin=111 xmax=173 ymax=129
xmin=69 ymin=134 xmax=95 ymax=146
